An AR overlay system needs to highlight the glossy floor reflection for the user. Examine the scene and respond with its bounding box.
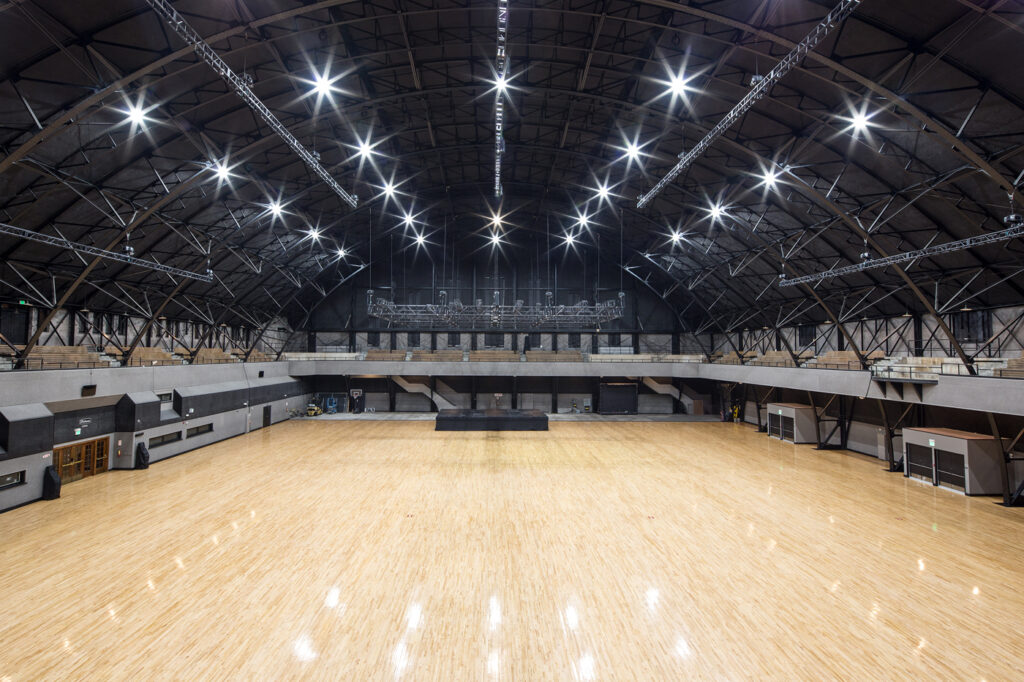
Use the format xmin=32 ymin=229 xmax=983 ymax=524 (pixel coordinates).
xmin=1 ymin=421 xmax=1023 ymax=680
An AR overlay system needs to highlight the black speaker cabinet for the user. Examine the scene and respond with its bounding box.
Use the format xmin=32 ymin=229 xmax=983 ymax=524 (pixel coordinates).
xmin=135 ymin=443 xmax=150 ymax=470
xmin=42 ymin=465 xmax=61 ymax=500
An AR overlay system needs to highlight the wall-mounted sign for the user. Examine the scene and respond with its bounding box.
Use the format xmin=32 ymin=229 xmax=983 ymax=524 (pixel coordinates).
xmin=74 ymin=427 xmax=82 ymax=436
xmin=928 ymin=439 xmax=935 ymax=448
xmin=778 ymin=409 xmax=783 ymax=415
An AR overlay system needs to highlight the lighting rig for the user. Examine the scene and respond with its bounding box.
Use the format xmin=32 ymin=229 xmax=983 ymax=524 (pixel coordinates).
xmin=0 ymin=221 xmax=214 ymax=282
xmin=143 ymin=0 xmax=358 ymax=208
xmin=637 ymin=0 xmax=861 ymax=208
xmin=779 ymin=213 xmax=1024 ymax=287
xmin=366 ymin=289 xmax=625 ymax=329
xmin=493 ymin=0 xmax=509 ymax=198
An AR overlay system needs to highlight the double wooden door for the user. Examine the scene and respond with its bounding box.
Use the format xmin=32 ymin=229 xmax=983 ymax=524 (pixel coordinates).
xmin=53 ymin=437 xmax=109 ymax=484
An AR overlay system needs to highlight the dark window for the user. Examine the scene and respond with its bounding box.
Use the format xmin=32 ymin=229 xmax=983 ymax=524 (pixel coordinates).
xmin=117 ymin=315 xmax=128 ymax=335
xmin=607 ymin=332 xmax=621 ymax=346
xmin=81 ymin=385 xmax=97 ymax=397
xmin=407 ymin=332 xmax=421 ymax=348
xmin=149 ymin=431 xmax=182 ymax=448
xmin=367 ymin=331 xmax=380 ymax=347
xmin=484 ymin=332 xmax=503 ymax=347
xmin=105 ymin=313 xmax=114 ymax=334
xmin=448 ymin=332 xmax=461 ymax=346
xmin=0 ymin=471 xmax=25 ymax=490
xmin=0 ymin=307 xmax=29 ymax=344
xmin=568 ymin=332 xmax=581 ymax=349
xmin=528 ymin=332 xmax=541 ymax=349
xmin=798 ymin=325 xmax=816 ymax=347
xmin=156 ymin=392 xmax=172 ymax=403
xmin=186 ymin=424 xmax=213 ymax=438
xmin=951 ymin=310 xmax=991 ymax=344
xmin=78 ymin=312 xmax=89 ymax=334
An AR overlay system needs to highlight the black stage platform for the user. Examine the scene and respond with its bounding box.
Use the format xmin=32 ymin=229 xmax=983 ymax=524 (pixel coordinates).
xmin=435 ymin=409 xmax=549 ymax=431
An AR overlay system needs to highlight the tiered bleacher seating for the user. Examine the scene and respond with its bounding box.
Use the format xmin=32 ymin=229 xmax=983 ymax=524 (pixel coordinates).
xmin=713 ymin=350 xmax=758 ymax=365
xmin=24 ymin=345 xmax=108 ymax=369
xmin=592 ymin=353 xmax=654 ymax=362
xmin=525 ymin=350 xmax=583 ymax=362
xmin=364 ymin=349 xmax=408 ymax=361
xmin=749 ymin=350 xmax=798 ymax=367
xmin=126 ymin=347 xmax=179 ymax=366
xmin=281 ymin=351 xmax=360 ymax=361
xmin=805 ymin=350 xmax=885 ymax=370
xmin=1000 ymin=353 xmax=1024 ymax=378
xmin=468 ymin=350 xmax=520 ymax=362
xmin=247 ymin=350 xmax=274 ymax=362
xmin=193 ymin=347 xmax=239 ymax=364
xmin=410 ymin=350 xmax=463 ymax=361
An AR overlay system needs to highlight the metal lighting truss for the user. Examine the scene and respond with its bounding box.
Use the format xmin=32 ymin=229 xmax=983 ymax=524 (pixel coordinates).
xmin=779 ymin=219 xmax=1024 ymax=287
xmin=637 ymin=0 xmax=861 ymax=208
xmin=366 ymin=289 xmax=625 ymax=329
xmin=493 ymin=0 xmax=509 ymax=198
xmin=0 ymin=221 xmax=214 ymax=281
xmin=144 ymin=0 xmax=358 ymax=208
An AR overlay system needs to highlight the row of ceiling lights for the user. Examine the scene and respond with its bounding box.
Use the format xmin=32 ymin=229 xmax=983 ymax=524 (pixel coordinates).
xmin=117 ymin=50 xmax=881 ymax=264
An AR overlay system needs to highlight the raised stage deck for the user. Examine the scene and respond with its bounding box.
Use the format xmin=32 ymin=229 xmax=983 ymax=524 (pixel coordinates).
xmin=435 ymin=408 xmax=549 ymax=431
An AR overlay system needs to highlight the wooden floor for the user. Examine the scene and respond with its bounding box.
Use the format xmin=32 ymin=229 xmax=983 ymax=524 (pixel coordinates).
xmin=1 ymin=421 xmax=1023 ymax=680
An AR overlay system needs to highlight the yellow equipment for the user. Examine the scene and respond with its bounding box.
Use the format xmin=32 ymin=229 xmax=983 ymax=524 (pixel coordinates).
xmin=306 ymin=403 xmax=323 ymax=417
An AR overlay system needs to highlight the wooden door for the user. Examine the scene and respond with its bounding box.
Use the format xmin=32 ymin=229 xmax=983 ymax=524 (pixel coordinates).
xmin=56 ymin=444 xmax=84 ymax=483
xmin=53 ymin=437 xmax=109 ymax=484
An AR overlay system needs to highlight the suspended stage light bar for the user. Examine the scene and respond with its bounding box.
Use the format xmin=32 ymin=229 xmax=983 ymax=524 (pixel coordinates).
xmin=143 ymin=0 xmax=358 ymax=208
xmin=0 ymin=221 xmax=214 ymax=282
xmin=367 ymin=290 xmax=625 ymax=329
xmin=493 ymin=0 xmax=509 ymax=198
xmin=637 ymin=0 xmax=861 ymax=208
xmin=779 ymin=219 xmax=1024 ymax=287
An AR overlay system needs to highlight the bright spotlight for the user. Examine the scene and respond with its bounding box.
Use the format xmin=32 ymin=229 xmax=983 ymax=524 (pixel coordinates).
xmin=357 ymin=139 xmax=374 ymax=159
xmin=403 ymin=213 xmax=414 ymax=227
xmin=762 ymin=169 xmax=778 ymax=189
xmin=852 ymin=112 xmax=870 ymax=132
xmin=126 ymin=104 xmax=147 ymax=127
xmin=269 ymin=201 xmax=283 ymax=217
xmin=383 ymin=182 xmax=396 ymax=198
xmin=708 ymin=203 xmax=725 ymax=220
xmin=670 ymin=231 xmax=682 ymax=243
xmin=490 ymin=233 xmax=502 ymax=246
xmin=595 ymin=184 xmax=610 ymax=201
xmin=495 ymin=74 xmax=508 ymax=93
xmin=213 ymin=162 xmax=231 ymax=181
xmin=564 ymin=233 xmax=576 ymax=245
xmin=309 ymin=228 xmax=321 ymax=241
xmin=577 ymin=213 xmax=590 ymax=228
xmin=669 ymin=74 xmax=692 ymax=98
xmin=414 ymin=232 xmax=426 ymax=246
xmin=337 ymin=247 xmax=346 ymax=258
xmin=312 ymin=72 xmax=333 ymax=97
xmin=625 ymin=142 xmax=640 ymax=161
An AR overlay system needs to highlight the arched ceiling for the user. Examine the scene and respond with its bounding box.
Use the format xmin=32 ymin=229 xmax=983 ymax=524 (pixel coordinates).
xmin=1 ymin=0 xmax=1022 ymax=334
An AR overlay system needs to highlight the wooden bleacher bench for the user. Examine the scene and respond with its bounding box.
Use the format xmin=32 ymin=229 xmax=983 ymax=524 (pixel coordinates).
xmin=364 ymin=350 xmax=408 ymax=361
xmin=126 ymin=347 xmax=179 ymax=366
xmin=24 ymin=345 xmax=109 ymax=369
xmin=525 ymin=350 xmax=583 ymax=362
xmin=410 ymin=350 xmax=463 ymax=361
xmin=468 ymin=350 xmax=520 ymax=362
xmin=193 ymin=348 xmax=239 ymax=364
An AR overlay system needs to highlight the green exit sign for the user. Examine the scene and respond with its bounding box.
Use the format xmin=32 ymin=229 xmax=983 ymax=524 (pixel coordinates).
xmin=18 ymin=299 xmax=27 ymax=305
xmin=928 ymin=439 xmax=935 ymax=447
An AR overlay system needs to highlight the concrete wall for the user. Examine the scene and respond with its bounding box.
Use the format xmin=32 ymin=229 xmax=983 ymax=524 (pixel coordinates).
xmin=0 ymin=362 xmax=305 ymax=512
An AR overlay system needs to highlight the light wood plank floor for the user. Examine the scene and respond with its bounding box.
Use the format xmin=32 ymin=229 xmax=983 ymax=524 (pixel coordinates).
xmin=1 ymin=421 xmax=1023 ymax=680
